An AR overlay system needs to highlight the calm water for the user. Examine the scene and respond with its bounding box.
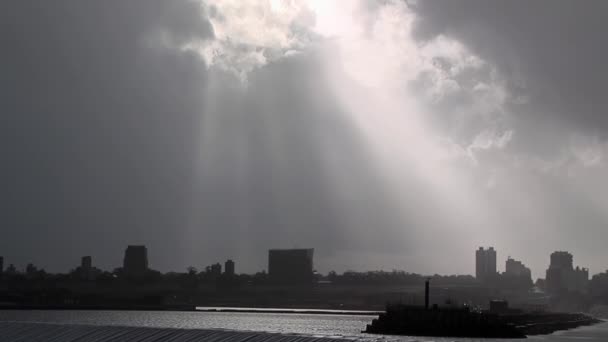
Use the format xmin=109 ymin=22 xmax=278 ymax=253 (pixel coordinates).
xmin=0 ymin=310 xmax=605 ymax=342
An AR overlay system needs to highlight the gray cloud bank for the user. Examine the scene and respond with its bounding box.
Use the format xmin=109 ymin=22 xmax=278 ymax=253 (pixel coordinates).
xmin=411 ymin=0 xmax=608 ymax=275
xmin=1 ymin=1 xmax=607 ymax=277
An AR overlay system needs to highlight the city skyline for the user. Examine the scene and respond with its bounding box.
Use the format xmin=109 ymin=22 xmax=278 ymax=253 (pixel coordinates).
xmin=0 ymin=245 xmax=603 ymax=283
xmin=0 ymin=239 xmax=600 ymax=279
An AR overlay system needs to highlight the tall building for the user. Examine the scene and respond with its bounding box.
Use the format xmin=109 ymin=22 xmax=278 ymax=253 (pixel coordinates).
xmin=0 ymin=256 xmax=3 ymax=274
xmin=123 ymin=245 xmax=148 ymax=277
xmin=476 ymin=247 xmax=497 ymax=281
xmin=26 ymin=263 xmax=37 ymax=275
xmin=224 ymin=259 xmax=235 ymax=276
xmin=81 ymin=256 xmax=92 ymax=270
xmin=550 ymin=251 xmax=573 ymax=269
xmin=545 ymin=251 xmax=588 ymax=294
xmin=79 ymin=256 xmax=94 ymax=280
xmin=268 ymin=248 xmax=314 ymax=285
xmin=210 ymin=263 xmax=222 ymax=276
xmin=589 ymin=270 xmax=608 ymax=297
xmin=5 ymin=264 xmax=16 ymax=274
xmin=573 ymin=266 xmax=589 ymax=292
xmin=504 ymin=257 xmax=533 ymax=286
xmin=505 ymin=257 xmax=532 ymax=277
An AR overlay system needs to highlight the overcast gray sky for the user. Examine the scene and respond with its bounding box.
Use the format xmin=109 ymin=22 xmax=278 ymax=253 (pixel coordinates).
xmin=2 ymin=0 xmax=607 ymax=278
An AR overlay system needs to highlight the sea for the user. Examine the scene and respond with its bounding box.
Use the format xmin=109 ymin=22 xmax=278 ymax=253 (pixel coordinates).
xmin=0 ymin=309 xmax=606 ymax=342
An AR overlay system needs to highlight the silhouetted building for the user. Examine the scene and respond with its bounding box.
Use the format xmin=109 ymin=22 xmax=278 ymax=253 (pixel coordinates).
xmin=0 ymin=256 xmax=3 ymax=274
xmin=211 ymin=263 xmax=221 ymax=275
xmin=204 ymin=263 xmax=222 ymax=276
xmin=81 ymin=256 xmax=92 ymax=270
xmin=535 ymin=278 xmax=546 ymax=290
xmin=26 ymin=263 xmax=37 ymax=274
xmin=123 ymin=245 xmax=149 ymax=277
xmin=550 ymin=251 xmax=573 ymax=269
xmin=425 ymin=278 xmax=430 ymax=309
xmin=505 ymin=257 xmax=532 ymax=279
xmin=476 ymin=247 xmax=497 ymax=282
xmin=25 ymin=263 xmax=39 ymax=279
xmin=545 ymin=251 xmax=588 ymax=294
xmin=572 ymin=266 xmax=589 ymax=292
xmin=502 ymin=257 xmax=533 ymax=290
xmin=224 ymin=259 xmax=235 ymax=276
xmin=78 ymin=256 xmax=98 ymax=280
xmin=268 ymin=248 xmax=314 ymax=285
xmin=5 ymin=264 xmax=16 ymax=275
xmin=589 ymin=270 xmax=608 ymax=297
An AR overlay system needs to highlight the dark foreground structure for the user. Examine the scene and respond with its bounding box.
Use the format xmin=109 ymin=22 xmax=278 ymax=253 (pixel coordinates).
xmin=365 ymin=304 xmax=524 ymax=338
xmin=365 ymin=304 xmax=601 ymax=338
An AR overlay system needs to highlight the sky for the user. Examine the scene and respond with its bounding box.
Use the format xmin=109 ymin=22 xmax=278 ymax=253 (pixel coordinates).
xmin=2 ymin=0 xmax=608 ymax=279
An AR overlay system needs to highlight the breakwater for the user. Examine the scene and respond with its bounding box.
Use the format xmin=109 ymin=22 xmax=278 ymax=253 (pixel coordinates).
xmin=507 ymin=312 xmax=602 ymax=335
xmin=364 ymin=304 xmax=601 ymax=338
xmin=365 ymin=305 xmax=525 ymax=338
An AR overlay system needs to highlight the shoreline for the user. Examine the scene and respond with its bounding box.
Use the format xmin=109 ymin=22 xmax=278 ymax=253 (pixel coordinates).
xmin=0 ymin=304 xmax=381 ymax=316
xmin=196 ymin=307 xmax=382 ymax=315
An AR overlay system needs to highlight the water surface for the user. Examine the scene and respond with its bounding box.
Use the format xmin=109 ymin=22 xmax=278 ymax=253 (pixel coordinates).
xmin=0 ymin=310 xmax=605 ymax=342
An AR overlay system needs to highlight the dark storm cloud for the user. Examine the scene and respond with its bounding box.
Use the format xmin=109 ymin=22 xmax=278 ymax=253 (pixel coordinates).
xmin=404 ymin=1 xmax=608 ymax=275
xmin=1 ymin=1 xmax=213 ymax=271
xmin=412 ymin=0 xmax=608 ymax=136
xmin=4 ymin=0 xmax=607 ymax=277
xmin=0 ymin=1 xmax=409 ymax=273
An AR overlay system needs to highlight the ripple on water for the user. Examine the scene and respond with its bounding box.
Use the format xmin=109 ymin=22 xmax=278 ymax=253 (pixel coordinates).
xmin=0 ymin=311 xmax=606 ymax=342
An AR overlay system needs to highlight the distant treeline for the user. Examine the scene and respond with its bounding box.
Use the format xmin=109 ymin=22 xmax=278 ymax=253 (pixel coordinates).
xmin=1 ymin=268 xmax=608 ymax=312
xmin=325 ymin=270 xmax=477 ymax=286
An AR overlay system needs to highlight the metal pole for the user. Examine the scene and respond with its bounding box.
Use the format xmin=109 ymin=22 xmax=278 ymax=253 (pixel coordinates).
xmin=425 ymin=278 xmax=430 ymax=309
